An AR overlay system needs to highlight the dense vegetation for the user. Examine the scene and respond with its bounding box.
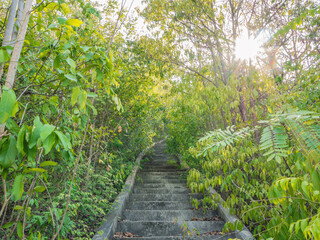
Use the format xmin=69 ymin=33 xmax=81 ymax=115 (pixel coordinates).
xmin=0 ymin=0 xmax=320 ymax=239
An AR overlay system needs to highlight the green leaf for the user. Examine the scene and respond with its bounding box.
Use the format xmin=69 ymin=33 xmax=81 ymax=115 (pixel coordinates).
xmin=2 ymin=222 xmax=14 ymax=228
xmin=60 ymin=3 xmax=70 ymax=14
xmin=0 ymin=48 xmax=9 ymax=63
xmin=29 ymin=116 xmax=43 ymax=148
xmin=40 ymin=124 xmax=56 ymax=141
xmin=17 ymin=125 xmax=26 ymax=155
xmin=66 ymin=58 xmax=76 ymax=70
xmin=25 ymin=168 xmax=46 ymax=173
xmin=65 ymin=74 xmax=77 ymax=82
xmin=42 ymin=133 xmax=57 ymax=154
xmin=0 ymin=87 xmax=19 ymax=124
xmin=311 ymin=169 xmax=320 ymax=191
xmin=66 ymin=19 xmax=83 ymax=27
xmin=14 ymin=205 xmax=24 ymax=210
xmin=87 ymin=92 xmax=98 ymax=98
xmin=12 ymin=175 xmax=24 ymax=201
xmin=40 ymin=161 xmax=57 ymax=167
xmin=78 ymin=90 xmax=87 ymax=111
xmin=0 ymin=135 xmax=17 ymax=168
xmin=34 ymin=186 xmax=46 ymax=193
xmin=17 ymin=221 xmax=23 ymax=239
xmin=71 ymin=86 xmax=80 ymax=106
xmin=55 ymin=130 xmax=71 ymax=150
xmin=53 ymin=56 xmax=61 ymax=68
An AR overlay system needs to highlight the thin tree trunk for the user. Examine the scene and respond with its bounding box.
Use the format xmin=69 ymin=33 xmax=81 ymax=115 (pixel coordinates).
xmin=239 ymin=94 xmax=247 ymax=123
xmin=0 ymin=0 xmax=19 ymax=82
xmin=2 ymin=0 xmax=19 ymax=46
xmin=5 ymin=0 xmax=33 ymax=89
xmin=11 ymin=0 xmax=25 ymax=44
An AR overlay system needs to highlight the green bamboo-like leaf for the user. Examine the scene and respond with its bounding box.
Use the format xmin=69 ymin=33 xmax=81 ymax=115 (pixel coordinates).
xmin=17 ymin=221 xmax=23 ymax=238
xmin=17 ymin=125 xmax=27 ymax=155
xmin=40 ymin=161 xmax=57 ymax=167
xmin=12 ymin=175 xmax=24 ymax=201
xmin=311 ymin=169 xmax=320 ymax=191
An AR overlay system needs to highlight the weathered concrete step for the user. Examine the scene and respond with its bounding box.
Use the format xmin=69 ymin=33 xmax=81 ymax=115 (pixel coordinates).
xmin=139 ymin=169 xmax=184 ymax=173
xmin=140 ymin=164 xmax=178 ymax=168
xmin=137 ymin=172 xmax=185 ymax=176
xmin=130 ymin=193 xmax=203 ymax=201
xmin=114 ymin=234 xmax=236 ymax=240
xmin=135 ymin=179 xmax=187 ymax=184
xmin=133 ymin=187 xmax=189 ymax=194
xmin=116 ymin=221 xmax=225 ymax=236
xmin=133 ymin=183 xmax=186 ymax=188
xmin=137 ymin=175 xmax=186 ymax=180
xmin=122 ymin=209 xmax=219 ymax=221
xmin=127 ymin=201 xmax=193 ymax=210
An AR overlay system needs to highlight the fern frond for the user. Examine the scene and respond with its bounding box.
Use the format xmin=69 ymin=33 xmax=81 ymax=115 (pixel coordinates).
xmin=260 ymin=124 xmax=288 ymax=163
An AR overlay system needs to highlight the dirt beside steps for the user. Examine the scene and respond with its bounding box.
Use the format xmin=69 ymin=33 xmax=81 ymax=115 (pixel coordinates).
xmin=113 ymin=143 xmax=236 ymax=240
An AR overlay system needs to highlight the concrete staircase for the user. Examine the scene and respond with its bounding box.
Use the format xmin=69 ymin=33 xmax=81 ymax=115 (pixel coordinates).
xmin=113 ymin=143 xmax=236 ymax=239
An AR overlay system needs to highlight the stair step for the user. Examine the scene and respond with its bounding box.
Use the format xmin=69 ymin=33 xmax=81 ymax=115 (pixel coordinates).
xmin=135 ymin=179 xmax=187 ymax=184
xmin=127 ymin=201 xmax=194 ymax=210
xmin=116 ymin=221 xmax=225 ymax=236
xmin=130 ymin=193 xmax=203 ymax=201
xmin=133 ymin=183 xmax=186 ymax=188
xmin=139 ymin=169 xmax=185 ymax=173
xmin=122 ymin=210 xmax=219 ymax=221
xmin=114 ymin=234 xmax=236 ymax=240
xmin=134 ymin=187 xmax=189 ymax=194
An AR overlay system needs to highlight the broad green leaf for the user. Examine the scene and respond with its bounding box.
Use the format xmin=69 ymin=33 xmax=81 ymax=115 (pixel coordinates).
xmin=66 ymin=19 xmax=83 ymax=27
xmin=55 ymin=130 xmax=71 ymax=150
xmin=29 ymin=116 xmax=43 ymax=148
xmin=25 ymin=168 xmax=46 ymax=173
xmin=87 ymin=92 xmax=98 ymax=98
xmin=49 ymin=96 xmax=59 ymax=106
xmin=311 ymin=169 xmax=320 ymax=191
xmin=66 ymin=58 xmax=76 ymax=70
xmin=2 ymin=222 xmax=14 ymax=228
xmin=0 ymin=48 xmax=9 ymax=63
xmin=40 ymin=161 xmax=57 ymax=167
xmin=78 ymin=90 xmax=87 ymax=111
xmin=57 ymin=17 xmax=67 ymax=24
xmin=42 ymin=133 xmax=57 ymax=154
xmin=71 ymin=86 xmax=80 ymax=106
xmin=17 ymin=221 xmax=23 ymax=239
xmin=0 ymin=87 xmax=19 ymax=124
xmin=0 ymin=135 xmax=17 ymax=168
xmin=17 ymin=125 xmax=26 ymax=155
xmin=12 ymin=175 xmax=24 ymax=201
xmin=65 ymin=74 xmax=77 ymax=82
xmin=60 ymin=3 xmax=70 ymax=14
xmin=53 ymin=56 xmax=61 ymax=68
xmin=14 ymin=205 xmax=24 ymax=210
xmin=40 ymin=124 xmax=56 ymax=141
xmin=34 ymin=186 xmax=46 ymax=193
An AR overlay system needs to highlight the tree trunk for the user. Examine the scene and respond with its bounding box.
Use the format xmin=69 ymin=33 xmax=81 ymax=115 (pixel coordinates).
xmin=0 ymin=0 xmax=19 ymax=82
xmin=11 ymin=0 xmax=25 ymax=44
xmin=5 ymin=0 xmax=33 ymax=89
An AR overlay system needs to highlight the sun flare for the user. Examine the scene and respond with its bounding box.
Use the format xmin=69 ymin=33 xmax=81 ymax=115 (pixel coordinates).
xmin=235 ymin=32 xmax=262 ymax=61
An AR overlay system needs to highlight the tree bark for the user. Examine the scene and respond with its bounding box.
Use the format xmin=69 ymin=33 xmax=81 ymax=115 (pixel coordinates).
xmin=5 ymin=0 xmax=33 ymax=89
xmin=11 ymin=0 xmax=25 ymax=44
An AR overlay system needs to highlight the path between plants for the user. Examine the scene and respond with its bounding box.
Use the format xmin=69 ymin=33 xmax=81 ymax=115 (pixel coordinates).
xmin=113 ymin=143 xmax=237 ymax=239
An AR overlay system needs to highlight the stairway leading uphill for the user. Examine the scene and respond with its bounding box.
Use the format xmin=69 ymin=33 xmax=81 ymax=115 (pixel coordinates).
xmin=113 ymin=143 xmax=236 ymax=239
